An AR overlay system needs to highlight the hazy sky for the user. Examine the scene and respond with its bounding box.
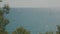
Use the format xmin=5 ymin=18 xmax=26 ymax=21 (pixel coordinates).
xmin=1 ymin=0 xmax=60 ymax=8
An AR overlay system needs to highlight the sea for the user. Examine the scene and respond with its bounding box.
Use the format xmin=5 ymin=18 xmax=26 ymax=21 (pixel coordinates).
xmin=5 ymin=8 xmax=60 ymax=34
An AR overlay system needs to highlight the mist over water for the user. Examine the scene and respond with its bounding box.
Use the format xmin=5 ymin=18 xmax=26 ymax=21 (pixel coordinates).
xmin=5 ymin=8 xmax=60 ymax=34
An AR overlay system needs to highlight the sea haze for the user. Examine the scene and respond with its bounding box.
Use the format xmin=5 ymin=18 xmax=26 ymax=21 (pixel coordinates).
xmin=5 ymin=8 xmax=60 ymax=34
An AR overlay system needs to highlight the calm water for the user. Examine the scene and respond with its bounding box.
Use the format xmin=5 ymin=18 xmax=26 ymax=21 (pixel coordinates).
xmin=5 ymin=8 xmax=60 ymax=34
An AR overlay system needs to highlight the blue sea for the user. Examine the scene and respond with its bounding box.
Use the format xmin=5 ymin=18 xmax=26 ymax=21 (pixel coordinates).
xmin=5 ymin=8 xmax=60 ymax=34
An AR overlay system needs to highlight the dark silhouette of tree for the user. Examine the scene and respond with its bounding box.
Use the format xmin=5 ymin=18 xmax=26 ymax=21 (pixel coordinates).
xmin=0 ymin=0 xmax=10 ymax=34
xmin=57 ymin=25 xmax=60 ymax=34
xmin=12 ymin=26 xmax=30 ymax=34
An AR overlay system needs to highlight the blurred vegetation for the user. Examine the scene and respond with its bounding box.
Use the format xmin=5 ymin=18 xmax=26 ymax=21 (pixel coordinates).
xmin=0 ymin=31 xmax=8 ymax=34
xmin=12 ymin=26 xmax=30 ymax=34
xmin=45 ymin=31 xmax=53 ymax=34
xmin=0 ymin=0 xmax=10 ymax=34
xmin=57 ymin=25 xmax=60 ymax=34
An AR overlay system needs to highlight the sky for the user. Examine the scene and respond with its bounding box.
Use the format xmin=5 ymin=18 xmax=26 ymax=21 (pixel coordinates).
xmin=0 ymin=0 xmax=60 ymax=8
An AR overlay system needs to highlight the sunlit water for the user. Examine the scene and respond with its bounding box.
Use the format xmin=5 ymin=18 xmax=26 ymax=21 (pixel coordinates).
xmin=5 ymin=8 xmax=60 ymax=34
